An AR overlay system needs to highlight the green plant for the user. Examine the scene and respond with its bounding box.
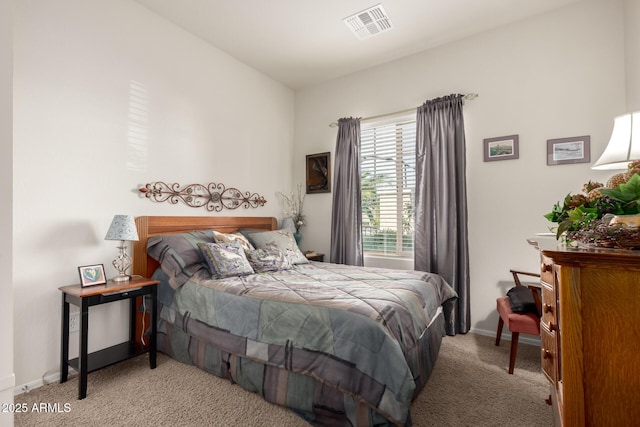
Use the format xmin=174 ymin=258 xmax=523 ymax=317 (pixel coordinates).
xmin=545 ymin=172 xmax=640 ymax=241
xmin=544 ymin=194 xmax=621 ymax=238
xmin=599 ymin=173 xmax=640 ymax=214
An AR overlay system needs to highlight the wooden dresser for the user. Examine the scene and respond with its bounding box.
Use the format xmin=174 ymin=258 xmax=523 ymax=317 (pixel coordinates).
xmin=536 ymin=242 xmax=640 ymax=426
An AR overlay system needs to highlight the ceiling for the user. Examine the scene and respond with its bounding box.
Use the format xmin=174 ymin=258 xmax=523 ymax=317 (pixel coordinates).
xmin=134 ymin=0 xmax=584 ymax=89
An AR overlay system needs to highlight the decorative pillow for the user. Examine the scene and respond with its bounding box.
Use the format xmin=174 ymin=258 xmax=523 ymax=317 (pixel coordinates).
xmin=245 ymin=244 xmax=292 ymax=272
xmin=236 ymin=228 xmax=259 ymax=244
xmin=248 ymin=229 xmax=309 ymax=265
xmin=199 ymin=241 xmax=254 ymax=278
xmin=212 ymin=230 xmax=254 ymax=251
xmin=146 ymin=230 xmax=214 ymax=289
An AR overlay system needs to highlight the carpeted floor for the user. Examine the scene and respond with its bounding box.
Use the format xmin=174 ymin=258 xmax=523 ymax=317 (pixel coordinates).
xmin=14 ymin=333 xmax=551 ymax=426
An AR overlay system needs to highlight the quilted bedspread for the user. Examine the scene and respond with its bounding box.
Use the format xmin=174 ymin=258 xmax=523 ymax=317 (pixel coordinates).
xmin=157 ymin=261 xmax=457 ymax=425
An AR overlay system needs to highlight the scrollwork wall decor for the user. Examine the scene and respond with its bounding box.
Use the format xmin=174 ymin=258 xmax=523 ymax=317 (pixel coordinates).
xmin=139 ymin=181 xmax=267 ymax=211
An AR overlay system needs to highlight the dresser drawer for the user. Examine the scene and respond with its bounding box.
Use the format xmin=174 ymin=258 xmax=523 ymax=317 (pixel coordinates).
xmin=541 ymin=326 xmax=557 ymax=384
xmin=540 ymin=255 xmax=554 ymax=286
xmin=540 ymin=283 xmax=556 ymax=329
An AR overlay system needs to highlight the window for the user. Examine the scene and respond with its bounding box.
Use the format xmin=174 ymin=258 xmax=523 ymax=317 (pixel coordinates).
xmin=360 ymin=115 xmax=416 ymax=256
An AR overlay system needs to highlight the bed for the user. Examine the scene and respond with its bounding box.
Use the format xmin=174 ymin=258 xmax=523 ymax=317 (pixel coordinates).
xmin=132 ymin=216 xmax=457 ymax=426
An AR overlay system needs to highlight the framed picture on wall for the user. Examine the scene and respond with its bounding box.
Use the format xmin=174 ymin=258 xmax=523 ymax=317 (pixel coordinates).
xmin=78 ymin=264 xmax=107 ymax=287
xmin=306 ymin=152 xmax=331 ymax=194
xmin=547 ymin=136 xmax=590 ymax=165
xmin=483 ymin=135 xmax=519 ymax=162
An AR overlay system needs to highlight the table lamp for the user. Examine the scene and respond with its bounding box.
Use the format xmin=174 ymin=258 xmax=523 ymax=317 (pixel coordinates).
xmin=592 ymin=111 xmax=640 ymax=170
xmin=104 ymin=215 xmax=139 ymax=282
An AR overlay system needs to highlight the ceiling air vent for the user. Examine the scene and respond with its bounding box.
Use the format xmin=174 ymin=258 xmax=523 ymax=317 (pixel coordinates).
xmin=343 ymin=3 xmax=393 ymax=40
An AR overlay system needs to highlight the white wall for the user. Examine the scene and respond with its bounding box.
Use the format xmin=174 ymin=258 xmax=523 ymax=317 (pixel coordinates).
xmin=294 ymin=0 xmax=626 ymax=336
xmin=13 ymin=0 xmax=294 ymax=389
xmin=625 ymin=0 xmax=640 ymax=110
xmin=1 ymin=0 xmax=15 ymax=424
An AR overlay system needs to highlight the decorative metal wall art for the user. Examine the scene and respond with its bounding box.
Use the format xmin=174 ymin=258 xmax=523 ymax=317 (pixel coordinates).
xmin=139 ymin=181 xmax=267 ymax=211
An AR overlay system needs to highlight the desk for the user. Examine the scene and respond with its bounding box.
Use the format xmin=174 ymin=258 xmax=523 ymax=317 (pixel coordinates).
xmin=59 ymin=276 xmax=159 ymax=399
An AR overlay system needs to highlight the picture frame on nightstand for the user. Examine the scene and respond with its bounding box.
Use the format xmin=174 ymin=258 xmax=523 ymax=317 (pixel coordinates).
xmin=78 ymin=264 xmax=107 ymax=287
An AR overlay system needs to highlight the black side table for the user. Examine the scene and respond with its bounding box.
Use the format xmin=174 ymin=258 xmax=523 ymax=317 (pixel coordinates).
xmin=59 ymin=276 xmax=159 ymax=399
xmin=305 ymin=251 xmax=325 ymax=262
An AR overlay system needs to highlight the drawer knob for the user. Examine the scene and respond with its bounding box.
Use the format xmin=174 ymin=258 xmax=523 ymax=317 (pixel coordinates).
xmin=541 ymin=263 xmax=552 ymax=273
xmin=543 ymin=303 xmax=553 ymax=314
xmin=542 ymin=349 xmax=553 ymax=360
xmin=549 ymin=323 xmax=557 ymax=332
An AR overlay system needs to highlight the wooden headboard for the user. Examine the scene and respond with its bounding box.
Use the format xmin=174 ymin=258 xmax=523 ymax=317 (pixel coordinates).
xmin=132 ymin=216 xmax=278 ymax=278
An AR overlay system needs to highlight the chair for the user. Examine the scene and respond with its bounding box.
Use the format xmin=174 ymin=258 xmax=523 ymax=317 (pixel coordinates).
xmin=495 ymin=269 xmax=541 ymax=374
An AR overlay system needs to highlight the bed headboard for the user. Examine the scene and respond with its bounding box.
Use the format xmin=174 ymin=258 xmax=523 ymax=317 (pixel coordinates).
xmin=132 ymin=216 xmax=278 ymax=278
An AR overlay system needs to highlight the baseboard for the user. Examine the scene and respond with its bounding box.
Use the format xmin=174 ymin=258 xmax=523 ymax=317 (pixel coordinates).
xmin=469 ymin=326 xmax=541 ymax=347
xmin=0 ymin=373 xmax=15 ymax=393
xmin=13 ymin=371 xmax=63 ymax=396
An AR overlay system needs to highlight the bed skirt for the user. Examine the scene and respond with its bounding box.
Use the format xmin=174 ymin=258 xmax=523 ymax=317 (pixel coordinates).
xmin=156 ymin=303 xmax=445 ymax=426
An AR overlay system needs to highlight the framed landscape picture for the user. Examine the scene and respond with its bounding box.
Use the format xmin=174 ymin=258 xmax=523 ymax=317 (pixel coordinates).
xmin=547 ymin=135 xmax=590 ymax=165
xmin=483 ymin=135 xmax=519 ymax=162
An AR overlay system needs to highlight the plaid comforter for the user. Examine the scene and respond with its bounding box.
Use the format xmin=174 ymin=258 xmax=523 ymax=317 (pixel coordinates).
xmin=156 ymin=261 xmax=457 ymax=426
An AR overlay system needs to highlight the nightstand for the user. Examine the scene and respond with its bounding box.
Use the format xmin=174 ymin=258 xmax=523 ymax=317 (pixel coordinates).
xmin=305 ymin=251 xmax=325 ymax=262
xmin=59 ymin=276 xmax=159 ymax=399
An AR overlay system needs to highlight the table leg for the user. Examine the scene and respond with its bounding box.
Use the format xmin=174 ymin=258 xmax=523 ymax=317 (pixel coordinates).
xmin=129 ymin=297 xmax=137 ymax=344
xmin=78 ymin=298 xmax=89 ymax=399
xmin=60 ymin=294 xmax=69 ymax=383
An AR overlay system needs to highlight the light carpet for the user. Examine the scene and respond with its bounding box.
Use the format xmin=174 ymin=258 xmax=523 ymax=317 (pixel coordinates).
xmin=14 ymin=333 xmax=551 ymax=426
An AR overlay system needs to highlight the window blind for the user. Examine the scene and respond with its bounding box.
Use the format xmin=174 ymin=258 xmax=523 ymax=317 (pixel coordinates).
xmin=360 ymin=115 xmax=416 ymax=256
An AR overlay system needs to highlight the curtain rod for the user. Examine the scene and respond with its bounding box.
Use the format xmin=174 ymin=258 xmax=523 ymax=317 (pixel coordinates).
xmin=328 ymin=93 xmax=478 ymax=127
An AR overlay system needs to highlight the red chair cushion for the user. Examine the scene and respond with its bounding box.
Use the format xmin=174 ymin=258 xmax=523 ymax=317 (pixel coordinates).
xmin=496 ymin=296 xmax=540 ymax=335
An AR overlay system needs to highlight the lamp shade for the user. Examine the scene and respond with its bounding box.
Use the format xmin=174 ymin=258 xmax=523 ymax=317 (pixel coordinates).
xmin=592 ymin=111 xmax=640 ymax=170
xmin=104 ymin=215 xmax=139 ymax=241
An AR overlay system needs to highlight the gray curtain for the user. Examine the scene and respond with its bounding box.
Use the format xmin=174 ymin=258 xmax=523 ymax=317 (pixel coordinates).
xmin=414 ymin=94 xmax=470 ymax=335
xmin=330 ymin=117 xmax=364 ymax=266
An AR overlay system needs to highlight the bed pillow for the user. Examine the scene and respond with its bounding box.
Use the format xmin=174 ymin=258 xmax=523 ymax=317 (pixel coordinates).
xmin=199 ymin=241 xmax=255 ymax=278
xmin=248 ymin=229 xmax=309 ymax=265
xmin=236 ymin=228 xmax=259 ymax=243
xmin=146 ymin=230 xmax=214 ymax=289
xmin=245 ymin=244 xmax=292 ymax=272
xmin=212 ymin=230 xmax=254 ymax=251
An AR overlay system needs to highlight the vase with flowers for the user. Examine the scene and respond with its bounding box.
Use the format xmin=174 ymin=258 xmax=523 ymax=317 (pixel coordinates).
xmin=277 ymin=184 xmax=306 ymax=244
xmin=545 ymin=160 xmax=640 ymax=248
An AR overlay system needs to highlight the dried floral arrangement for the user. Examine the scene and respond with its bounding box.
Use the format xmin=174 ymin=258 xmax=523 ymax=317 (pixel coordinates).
xmin=277 ymin=184 xmax=306 ymax=231
xmin=545 ymin=160 xmax=640 ymax=248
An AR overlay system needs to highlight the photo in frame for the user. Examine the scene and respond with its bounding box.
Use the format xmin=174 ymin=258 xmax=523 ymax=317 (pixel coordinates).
xmin=78 ymin=264 xmax=107 ymax=287
xmin=547 ymin=136 xmax=590 ymax=165
xmin=306 ymin=152 xmax=331 ymax=194
xmin=483 ymin=135 xmax=519 ymax=162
